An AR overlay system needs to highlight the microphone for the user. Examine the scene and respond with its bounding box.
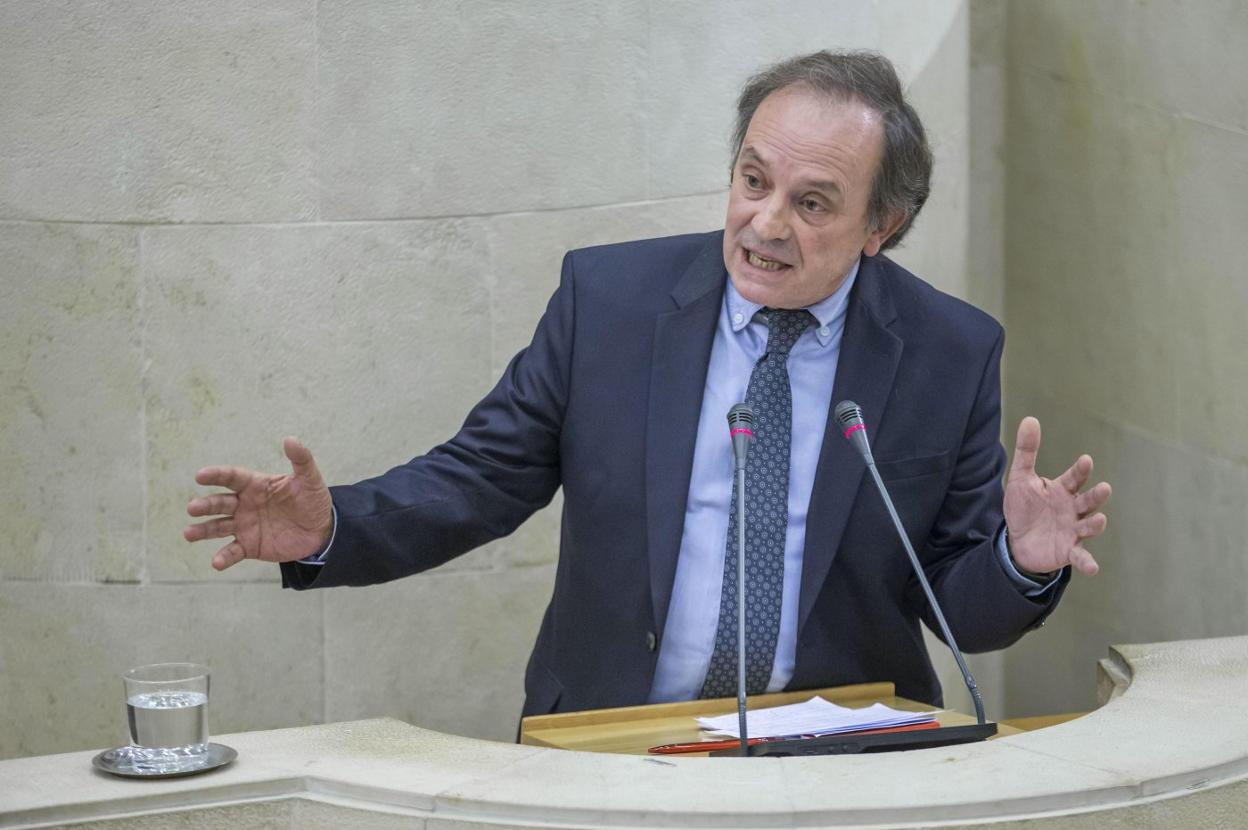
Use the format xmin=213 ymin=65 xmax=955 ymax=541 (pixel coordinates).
xmin=833 ymin=400 xmax=873 ymax=465
xmin=834 ymin=400 xmax=988 ymax=725
xmin=727 ymin=403 xmax=755 ymax=471
xmin=725 ymin=403 xmax=754 ymax=755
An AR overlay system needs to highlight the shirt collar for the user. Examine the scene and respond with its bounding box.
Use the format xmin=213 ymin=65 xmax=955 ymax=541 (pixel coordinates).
xmin=725 ymin=256 xmax=860 ymax=346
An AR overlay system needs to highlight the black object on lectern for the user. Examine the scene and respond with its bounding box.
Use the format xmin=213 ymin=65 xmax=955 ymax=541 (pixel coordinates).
xmin=709 ymin=722 xmax=998 ymax=757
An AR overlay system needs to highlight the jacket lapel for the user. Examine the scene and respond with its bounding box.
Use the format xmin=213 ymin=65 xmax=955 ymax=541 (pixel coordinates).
xmin=646 ymin=237 xmax=725 ymax=637
xmin=797 ymin=255 xmax=902 ymax=634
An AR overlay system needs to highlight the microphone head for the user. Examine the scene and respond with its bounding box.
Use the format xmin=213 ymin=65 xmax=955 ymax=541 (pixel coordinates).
xmin=726 ymin=403 xmax=755 ymax=432
xmin=727 ymin=403 xmax=755 ymax=469
xmin=834 ymin=400 xmax=864 ymax=430
xmin=834 ymin=400 xmax=874 ymax=465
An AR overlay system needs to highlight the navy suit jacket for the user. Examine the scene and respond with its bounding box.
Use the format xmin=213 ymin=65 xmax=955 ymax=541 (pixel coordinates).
xmin=282 ymin=231 xmax=1067 ymax=716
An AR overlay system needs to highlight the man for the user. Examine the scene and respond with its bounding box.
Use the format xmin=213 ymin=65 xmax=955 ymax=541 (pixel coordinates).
xmin=185 ymin=51 xmax=1110 ymax=715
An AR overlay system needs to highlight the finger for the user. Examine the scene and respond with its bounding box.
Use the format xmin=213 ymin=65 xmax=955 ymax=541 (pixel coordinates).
xmin=212 ymin=540 xmax=248 ymax=571
xmin=1069 ymin=546 xmax=1099 ymax=577
xmin=186 ymin=493 xmax=239 ymax=518
xmin=1074 ymin=481 xmax=1112 ymax=515
xmin=183 ymin=517 xmax=236 ymax=543
xmin=1009 ymin=417 xmax=1041 ymax=478
xmin=283 ymin=436 xmax=324 ymax=484
xmin=1057 ymin=454 xmax=1093 ymax=495
xmin=1075 ymin=512 xmax=1108 ymax=539
xmin=195 ymin=465 xmax=255 ymax=492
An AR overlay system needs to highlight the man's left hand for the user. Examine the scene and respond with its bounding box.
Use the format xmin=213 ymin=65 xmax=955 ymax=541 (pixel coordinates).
xmin=1004 ymin=416 xmax=1111 ymax=577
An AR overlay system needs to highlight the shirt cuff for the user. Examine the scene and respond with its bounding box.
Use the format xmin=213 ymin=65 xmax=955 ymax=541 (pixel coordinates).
xmin=297 ymin=504 xmax=338 ymax=566
xmin=996 ymin=526 xmax=1060 ymax=598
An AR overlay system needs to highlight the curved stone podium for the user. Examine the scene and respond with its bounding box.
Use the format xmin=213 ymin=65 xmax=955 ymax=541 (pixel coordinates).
xmin=3 ymin=636 xmax=1247 ymax=829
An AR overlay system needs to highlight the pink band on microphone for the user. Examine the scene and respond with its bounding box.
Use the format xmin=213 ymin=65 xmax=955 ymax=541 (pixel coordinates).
xmin=729 ymin=428 xmax=755 ymax=438
xmin=843 ymin=423 xmax=866 ymax=439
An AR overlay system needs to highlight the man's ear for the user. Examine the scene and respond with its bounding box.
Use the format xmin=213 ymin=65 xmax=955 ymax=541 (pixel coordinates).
xmin=862 ymin=212 xmax=907 ymax=257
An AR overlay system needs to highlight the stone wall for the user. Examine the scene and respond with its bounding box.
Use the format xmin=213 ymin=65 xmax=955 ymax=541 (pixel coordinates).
xmin=1000 ymin=1 xmax=1248 ymax=715
xmin=0 ymin=0 xmax=974 ymax=758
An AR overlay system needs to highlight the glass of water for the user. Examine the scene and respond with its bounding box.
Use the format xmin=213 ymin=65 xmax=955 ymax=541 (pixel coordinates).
xmin=123 ymin=663 xmax=210 ymax=773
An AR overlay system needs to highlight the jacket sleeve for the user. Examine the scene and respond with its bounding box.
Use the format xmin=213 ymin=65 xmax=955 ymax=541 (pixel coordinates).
xmin=909 ymin=326 xmax=1070 ymax=652
xmin=281 ymin=253 xmax=578 ymax=590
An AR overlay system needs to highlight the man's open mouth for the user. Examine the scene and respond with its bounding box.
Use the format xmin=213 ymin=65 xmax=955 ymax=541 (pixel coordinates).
xmin=747 ymin=249 xmax=788 ymax=271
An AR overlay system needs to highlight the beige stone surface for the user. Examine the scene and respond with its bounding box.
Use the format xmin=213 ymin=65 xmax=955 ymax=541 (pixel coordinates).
xmin=317 ymin=0 xmax=651 ymax=220
xmin=292 ymin=800 xmax=422 ymax=829
xmin=966 ymin=0 xmax=1007 ymax=320
xmin=0 ymin=582 xmax=323 ymax=760
xmin=638 ymin=1 xmax=880 ymax=201
xmin=1001 ymin=398 xmax=1248 ymax=716
xmin=142 ymin=221 xmax=494 ymax=582
xmin=0 ymin=223 xmax=144 ymax=583
xmin=4 ymin=637 xmax=1248 ymax=829
xmin=58 ymin=802 xmax=291 ymax=830
xmin=885 ymin=0 xmax=970 ymax=301
xmin=1004 ymin=68 xmax=1247 ymax=466
xmin=1001 ymin=1 xmax=1248 ymax=718
xmin=0 ymin=0 xmax=317 ymax=223
xmin=1007 ymin=0 xmax=1248 ymax=136
xmin=323 ymin=564 xmax=555 ymax=743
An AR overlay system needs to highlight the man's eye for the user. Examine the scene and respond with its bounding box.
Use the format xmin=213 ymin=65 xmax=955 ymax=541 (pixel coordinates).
xmin=743 ymin=174 xmax=762 ymax=189
xmin=801 ymin=199 xmax=825 ymax=213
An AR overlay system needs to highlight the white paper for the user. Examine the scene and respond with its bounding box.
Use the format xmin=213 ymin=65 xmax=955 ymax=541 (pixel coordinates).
xmin=696 ymin=697 xmax=938 ymax=739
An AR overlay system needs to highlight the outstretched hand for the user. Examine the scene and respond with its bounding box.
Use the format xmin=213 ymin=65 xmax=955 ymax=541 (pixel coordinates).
xmin=1003 ymin=417 xmax=1111 ymax=577
xmin=184 ymin=437 xmax=334 ymax=571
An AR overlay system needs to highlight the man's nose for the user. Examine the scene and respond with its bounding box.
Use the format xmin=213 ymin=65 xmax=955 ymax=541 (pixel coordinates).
xmin=750 ymin=193 xmax=791 ymax=241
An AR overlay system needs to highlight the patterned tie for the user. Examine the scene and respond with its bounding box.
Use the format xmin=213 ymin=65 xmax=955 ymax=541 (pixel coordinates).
xmin=700 ymin=308 xmax=814 ymax=698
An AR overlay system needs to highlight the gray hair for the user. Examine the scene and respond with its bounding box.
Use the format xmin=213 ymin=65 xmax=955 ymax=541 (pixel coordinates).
xmin=731 ymin=50 xmax=932 ymax=251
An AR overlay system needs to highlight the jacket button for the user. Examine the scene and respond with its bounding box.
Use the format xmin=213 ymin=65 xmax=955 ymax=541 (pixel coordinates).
xmin=645 ymin=631 xmax=658 ymax=652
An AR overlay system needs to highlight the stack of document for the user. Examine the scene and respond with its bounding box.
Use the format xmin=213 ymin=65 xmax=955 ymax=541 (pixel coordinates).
xmin=697 ymin=697 xmax=938 ymax=740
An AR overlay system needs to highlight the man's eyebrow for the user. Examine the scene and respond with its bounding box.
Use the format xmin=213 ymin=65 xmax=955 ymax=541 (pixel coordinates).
xmin=806 ymin=179 xmax=844 ymax=197
xmin=739 ymin=146 xmax=843 ymax=197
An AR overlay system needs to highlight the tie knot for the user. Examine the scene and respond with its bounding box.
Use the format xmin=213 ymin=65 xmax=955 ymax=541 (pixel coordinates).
xmin=760 ymin=308 xmax=814 ymax=356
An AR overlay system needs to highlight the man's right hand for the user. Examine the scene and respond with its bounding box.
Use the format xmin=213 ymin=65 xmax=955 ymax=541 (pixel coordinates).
xmin=184 ymin=437 xmax=335 ymax=571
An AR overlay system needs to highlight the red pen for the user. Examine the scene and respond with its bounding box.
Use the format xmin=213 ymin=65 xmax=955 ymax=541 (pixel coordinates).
xmin=647 ymin=719 xmax=941 ymax=754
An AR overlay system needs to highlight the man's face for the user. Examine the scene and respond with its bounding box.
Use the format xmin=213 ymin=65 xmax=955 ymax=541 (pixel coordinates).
xmin=723 ymin=86 xmax=897 ymax=309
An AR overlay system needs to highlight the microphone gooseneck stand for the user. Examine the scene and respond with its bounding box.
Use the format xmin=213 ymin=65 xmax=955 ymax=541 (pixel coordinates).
xmin=734 ymin=458 xmax=748 ymax=756
xmin=716 ymin=400 xmax=997 ymax=757
xmin=725 ymin=403 xmax=755 ymax=757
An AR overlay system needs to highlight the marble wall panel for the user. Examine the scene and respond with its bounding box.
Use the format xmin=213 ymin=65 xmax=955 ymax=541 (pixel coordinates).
xmin=1000 ymin=392 xmax=1248 ymax=716
xmin=317 ymin=0 xmax=650 ymax=220
xmin=323 ymin=564 xmax=555 ymax=743
xmin=1170 ymin=118 xmax=1248 ymax=466
xmin=639 ymin=1 xmax=880 ymax=201
xmin=0 ymin=1 xmax=317 ymax=222
xmin=876 ymin=0 xmax=967 ymax=84
xmin=0 ymin=582 xmax=323 ymax=760
xmin=1001 ymin=0 xmax=1248 ymax=719
xmin=0 ymin=223 xmax=144 ymax=582
xmin=141 ymin=220 xmax=494 ymax=582
xmin=1005 ymin=72 xmax=1191 ymax=443
xmin=884 ymin=0 xmax=970 ymax=301
xmin=966 ymin=0 xmax=1008 ymax=320
xmin=1009 ymin=0 xmax=1248 ymax=135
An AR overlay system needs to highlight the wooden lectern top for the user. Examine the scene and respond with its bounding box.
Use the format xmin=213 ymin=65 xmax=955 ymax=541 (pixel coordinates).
xmin=520 ymin=682 xmax=1020 ymax=755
